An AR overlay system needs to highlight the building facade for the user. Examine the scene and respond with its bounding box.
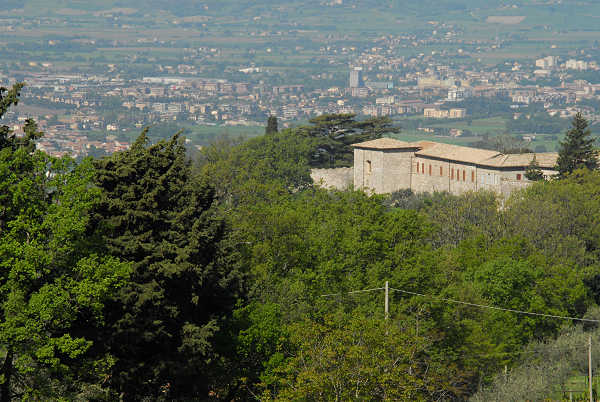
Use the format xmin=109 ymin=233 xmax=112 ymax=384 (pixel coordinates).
xmin=349 ymin=67 xmax=364 ymax=88
xmin=350 ymin=138 xmax=557 ymax=197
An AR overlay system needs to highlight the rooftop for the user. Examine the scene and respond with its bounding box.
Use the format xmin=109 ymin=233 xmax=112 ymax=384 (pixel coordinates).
xmin=350 ymin=137 xmax=418 ymax=150
xmin=351 ymin=138 xmax=558 ymax=169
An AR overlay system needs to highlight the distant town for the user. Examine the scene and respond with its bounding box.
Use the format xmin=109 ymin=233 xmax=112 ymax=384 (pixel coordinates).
xmin=2 ymin=1 xmax=600 ymax=157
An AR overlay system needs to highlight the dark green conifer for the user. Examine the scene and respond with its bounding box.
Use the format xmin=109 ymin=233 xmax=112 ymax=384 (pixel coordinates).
xmin=92 ymin=130 xmax=243 ymax=400
xmin=266 ymin=115 xmax=278 ymax=135
xmin=556 ymin=112 xmax=597 ymax=177
xmin=525 ymin=155 xmax=545 ymax=181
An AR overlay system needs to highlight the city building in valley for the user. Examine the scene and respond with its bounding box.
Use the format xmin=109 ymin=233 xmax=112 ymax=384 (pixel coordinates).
xmin=311 ymin=138 xmax=558 ymax=197
xmin=349 ymin=67 xmax=364 ymax=88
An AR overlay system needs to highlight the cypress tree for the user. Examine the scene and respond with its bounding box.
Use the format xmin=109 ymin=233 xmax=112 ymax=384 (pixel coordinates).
xmin=266 ymin=115 xmax=278 ymax=135
xmin=556 ymin=112 xmax=597 ymax=177
xmin=92 ymin=130 xmax=243 ymax=400
xmin=525 ymin=155 xmax=545 ymax=181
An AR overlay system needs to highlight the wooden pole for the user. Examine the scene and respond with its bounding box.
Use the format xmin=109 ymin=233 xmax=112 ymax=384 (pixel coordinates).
xmin=589 ymin=335 xmax=593 ymax=402
xmin=384 ymin=281 xmax=389 ymax=321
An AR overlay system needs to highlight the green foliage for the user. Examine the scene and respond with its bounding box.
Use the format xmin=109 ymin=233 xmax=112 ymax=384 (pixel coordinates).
xmin=6 ymin=82 xmax=600 ymax=400
xmin=0 ymin=83 xmax=43 ymax=154
xmin=265 ymin=115 xmax=278 ymax=135
xmin=556 ymin=112 xmax=598 ymax=178
xmin=91 ymin=130 xmax=243 ymax=399
xmin=198 ymin=128 xmax=314 ymax=208
xmin=504 ymin=170 xmax=600 ymax=263
xmin=266 ymin=314 xmax=452 ymax=401
xmin=471 ymin=311 xmax=600 ymax=402
xmin=296 ymin=113 xmax=401 ymax=168
xmin=0 ymin=84 xmax=129 ymax=401
xmin=525 ymin=155 xmax=545 ymax=181
xmin=0 ymin=153 xmax=130 ymax=400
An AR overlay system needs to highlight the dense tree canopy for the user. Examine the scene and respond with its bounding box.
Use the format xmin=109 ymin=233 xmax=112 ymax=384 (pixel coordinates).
xmin=0 ymin=83 xmax=130 ymax=401
xmin=91 ymin=131 xmax=244 ymax=399
xmin=3 ymin=82 xmax=600 ymax=401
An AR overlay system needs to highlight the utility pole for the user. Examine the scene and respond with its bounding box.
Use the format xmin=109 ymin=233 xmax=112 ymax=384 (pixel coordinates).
xmin=589 ymin=335 xmax=593 ymax=402
xmin=384 ymin=281 xmax=389 ymax=321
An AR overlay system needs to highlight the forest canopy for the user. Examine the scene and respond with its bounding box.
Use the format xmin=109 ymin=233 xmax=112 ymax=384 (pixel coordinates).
xmin=1 ymin=82 xmax=600 ymax=400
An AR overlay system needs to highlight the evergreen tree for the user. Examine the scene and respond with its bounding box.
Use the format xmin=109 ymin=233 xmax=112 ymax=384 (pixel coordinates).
xmin=265 ymin=115 xmax=278 ymax=135
xmin=556 ymin=112 xmax=597 ymax=177
xmin=298 ymin=113 xmax=401 ymax=168
xmin=92 ymin=131 xmax=243 ymax=400
xmin=525 ymin=155 xmax=545 ymax=181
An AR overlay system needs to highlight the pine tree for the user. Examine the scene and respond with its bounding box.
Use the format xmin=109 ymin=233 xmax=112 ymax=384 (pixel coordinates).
xmin=525 ymin=155 xmax=545 ymax=181
xmin=265 ymin=115 xmax=278 ymax=135
xmin=556 ymin=112 xmax=597 ymax=177
xmin=92 ymin=131 xmax=243 ymax=399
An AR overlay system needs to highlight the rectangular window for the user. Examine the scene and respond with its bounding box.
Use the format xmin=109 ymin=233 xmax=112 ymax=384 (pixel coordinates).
xmin=422 ymin=163 xmax=425 ymax=174
xmin=429 ymin=164 xmax=432 ymax=176
xmin=517 ymin=173 xmax=522 ymax=181
xmin=440 ymin=166 xmax=443 ymax=176
xmin=463 ymin=170 xmax=466 ymax=181
xmin=416 ymin=162 xmax=419 ymax=173
xmin=451 ymin=168 xmax=454 ymax=179
xmin=366 ymin=160 xmax=372 ymax=174
xmin=472 ymin=171 xmax=475 ymax=182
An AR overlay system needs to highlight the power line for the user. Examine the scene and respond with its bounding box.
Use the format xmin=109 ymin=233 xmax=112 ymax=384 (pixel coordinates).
xmin=389 ymin=287 xmax=600 ymax=323
xmin=320 ymin=287 xmax=384 ymax=297
xmin=319 ymin=284 xmax=600 ymax=323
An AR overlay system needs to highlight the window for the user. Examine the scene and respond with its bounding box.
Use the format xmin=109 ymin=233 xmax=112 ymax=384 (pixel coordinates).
xmin=463 ymin=170 xmax=466 ymax=181
xmin=516 ymin=173 xmax=522 ymax=181
xmin=451 ymin=168 xmax=454 ymax=179
xmin=429 ymin=164 xmax=432 ymax=176
xmin=416 ymin=162 xmax=419 ymax=173
xmin=471 ymin=171 xmax=475 ymax=182
xmin=366 ymin=160 xmax=372 ymax=174
xmin=422 ymin=163 xmax=425 ymax=174
xmin=440 ymin=166 xmax=443 ymax=176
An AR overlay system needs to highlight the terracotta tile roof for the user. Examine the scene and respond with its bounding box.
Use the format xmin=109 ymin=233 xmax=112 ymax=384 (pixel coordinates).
xmin=351 ymin=138 xmax=559 ymax=169
xmin=351 ymin=138 xmax=418 ymax=149
xmin=415 ymin=142 xmax=501 ymax=165
xmin=482 ymin=153 xmax=558 ymax=168
xmin=407 ymin=140 xmax=438 ymax=150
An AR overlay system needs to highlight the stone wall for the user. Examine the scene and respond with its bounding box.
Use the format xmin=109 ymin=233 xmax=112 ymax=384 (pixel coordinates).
xmin=354 ymin=148 xmax=413 ymax=193
xmin=350 ymin=149 xmax=554 ymax=198
xmin=311 ymin=167 xmax=354 ymax=190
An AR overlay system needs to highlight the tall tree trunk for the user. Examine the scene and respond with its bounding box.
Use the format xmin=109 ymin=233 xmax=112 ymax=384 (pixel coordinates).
xmin=1 ymin=347 xmax=13 ymax=402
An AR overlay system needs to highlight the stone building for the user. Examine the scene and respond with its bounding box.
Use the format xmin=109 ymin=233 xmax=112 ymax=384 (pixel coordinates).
xmin=311 ymin=138 xmax=558 ymax=197
xmin=352 ymin=138 xmax=557 ymax=197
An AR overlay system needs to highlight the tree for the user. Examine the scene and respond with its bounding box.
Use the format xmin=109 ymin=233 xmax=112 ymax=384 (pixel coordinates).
xmin=556 ymin=112 xmax=597 ymax=177
xmin=92 ymin=130 xmax=243 ymax=400
xmin=0 ymin=84 xmax=130 ymax=400
xmin=265 ymin=314 xmax=455 ymax=401
xmin=0 ymin=83 xmax=42 ymax=153
xmin=297 ymin=113 xmax=401 ymax=168
xmin=265 ymin=115 xmax=278 ymax=135
xmin=525 ymin=155 xmax=545 ymax=181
